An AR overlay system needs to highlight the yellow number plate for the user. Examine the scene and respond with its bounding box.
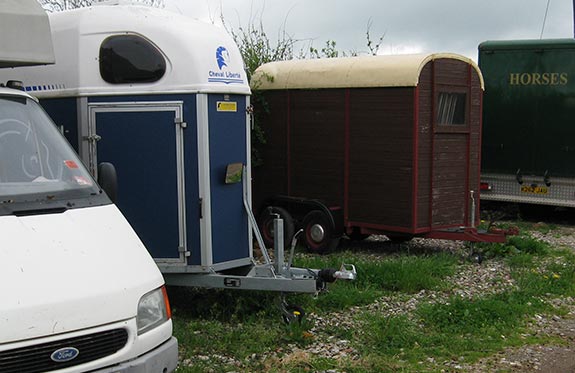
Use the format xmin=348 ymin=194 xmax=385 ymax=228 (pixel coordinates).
xmin=520 ymin=185 xmax=548 ymax=194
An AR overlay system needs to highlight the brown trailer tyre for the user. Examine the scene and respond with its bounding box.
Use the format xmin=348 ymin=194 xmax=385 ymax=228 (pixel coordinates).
xmin=258 ymin=206 xmax=295 ymax=249
xmin=302 ymin=210 xmax=339 ymax=253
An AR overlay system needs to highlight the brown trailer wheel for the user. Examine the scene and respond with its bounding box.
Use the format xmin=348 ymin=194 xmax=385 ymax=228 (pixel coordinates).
xmin=258 ymin=206 xmax=295 ymax=249
xmin=302 ymin=210 xmax=338 ymax=254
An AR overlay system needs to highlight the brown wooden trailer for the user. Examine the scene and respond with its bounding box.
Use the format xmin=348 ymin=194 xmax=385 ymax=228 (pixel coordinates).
xmin=251 ymin=53 xmax=504 ymax=252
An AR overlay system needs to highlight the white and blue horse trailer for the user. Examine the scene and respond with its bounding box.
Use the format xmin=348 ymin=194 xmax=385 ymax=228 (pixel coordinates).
xmin=0 ymin=3 xmax=354 ymax=300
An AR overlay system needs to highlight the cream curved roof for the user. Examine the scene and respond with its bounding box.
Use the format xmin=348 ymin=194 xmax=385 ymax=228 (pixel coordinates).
xmin=251 ymin=53 xmax=484 ymax=90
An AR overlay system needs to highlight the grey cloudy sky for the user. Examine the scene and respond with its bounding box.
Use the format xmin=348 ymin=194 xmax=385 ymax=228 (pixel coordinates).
xmin=165 ymin=0 xmax=573 ymax=60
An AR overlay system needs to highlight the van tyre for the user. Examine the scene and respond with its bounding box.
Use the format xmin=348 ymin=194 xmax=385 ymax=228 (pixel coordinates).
xmin=258 ymin=206 xmax=295 ymax=249
xmin=302 ymin=210 xmax=338 ymax=254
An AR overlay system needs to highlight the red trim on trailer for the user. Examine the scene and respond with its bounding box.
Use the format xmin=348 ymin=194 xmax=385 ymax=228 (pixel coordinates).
xmin=412 ymin=87 xmax=420 ymax=231
xmin=477 ymin=75 xmax=484 ymax=220
xmin=429 ymin=60 xmax=436 ymax=227
xmin=347 ymin=222 xmax=422 ymax=234
xmin=344 ymin=89 xmax=351 ymax=225
xmin=347 ymin=221 xmax=509 ymax=243
xmin=422 ymin=228 xmax=507 ymax=243
xmin=286 ymin=91 xmax=292 ymax=196
xmin=464 ymin=64 xmax=472 ymax=226
xmin=347 ymin=220 xmax=469 ymax=234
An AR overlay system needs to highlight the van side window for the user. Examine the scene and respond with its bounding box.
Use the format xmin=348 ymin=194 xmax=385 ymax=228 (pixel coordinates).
xmin=99 ymin=35 xmax=166 ymax=84
xmin=437 ymin=92 xmax=466 ymax=125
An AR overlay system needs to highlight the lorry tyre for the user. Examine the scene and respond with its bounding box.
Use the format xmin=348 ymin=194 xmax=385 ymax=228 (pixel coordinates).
xmin=302 ymin=210 xmax=338 ymax=253
xmin=258 ymin=206 xmax=295 ymax=249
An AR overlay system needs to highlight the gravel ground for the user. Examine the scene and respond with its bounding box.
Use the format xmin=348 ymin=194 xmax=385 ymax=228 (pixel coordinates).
xmin=179 ymin=223 xmax=575 ymax=372
xmin=264 ymin=225 xmax=575 ymax=372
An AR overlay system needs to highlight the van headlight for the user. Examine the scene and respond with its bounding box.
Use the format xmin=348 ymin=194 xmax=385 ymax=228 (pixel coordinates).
xmin=137 ymin=286 xmax=172 ymax=335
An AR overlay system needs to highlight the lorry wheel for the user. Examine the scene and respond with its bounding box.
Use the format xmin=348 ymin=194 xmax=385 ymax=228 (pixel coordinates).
xmin=258 ymin=206 xmax=295 ymax=249
xmin=302 ymin=210 xmax=337 ymax=253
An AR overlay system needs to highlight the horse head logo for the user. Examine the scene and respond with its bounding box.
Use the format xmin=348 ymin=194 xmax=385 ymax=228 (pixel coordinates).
xmin=216 ymin=46 xmax=229 ymax=70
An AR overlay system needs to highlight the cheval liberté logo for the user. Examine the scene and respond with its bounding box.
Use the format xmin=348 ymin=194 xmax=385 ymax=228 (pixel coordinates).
xmin=208 ymin=46 xmax=244 ymax=85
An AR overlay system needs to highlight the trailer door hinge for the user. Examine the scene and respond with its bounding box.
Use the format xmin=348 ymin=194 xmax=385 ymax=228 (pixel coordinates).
xmin=178 ymin=246 xmax=191 ymax=257
xmin=83 ymin=134 xmax=102 ymax=142
xmin=175 ymin=117 xmax=187 ymax=129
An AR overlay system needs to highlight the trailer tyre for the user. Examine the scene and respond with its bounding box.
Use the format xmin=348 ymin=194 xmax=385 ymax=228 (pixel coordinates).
xmin=282 ymin=304 xmax=305 ymax=324
xmin=258 ymin=206 xmax=295 ymax=249
xmin=302 ymin=210 xmax=338 ymax=253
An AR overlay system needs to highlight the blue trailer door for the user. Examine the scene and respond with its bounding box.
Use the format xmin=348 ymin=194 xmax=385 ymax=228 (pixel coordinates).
xmin=208 ymin=94 xmax=250 ymax=264
xmin=87 ymin=101 xmax=193 ymax=263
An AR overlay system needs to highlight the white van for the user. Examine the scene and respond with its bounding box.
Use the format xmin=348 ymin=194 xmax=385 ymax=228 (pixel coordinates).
xmin=0 ymin=1 xmax=178 ymax=372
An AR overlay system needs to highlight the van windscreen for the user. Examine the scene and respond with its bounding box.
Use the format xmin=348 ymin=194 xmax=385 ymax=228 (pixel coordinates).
xmin=0 ymin=94 xmax=108 ymax=212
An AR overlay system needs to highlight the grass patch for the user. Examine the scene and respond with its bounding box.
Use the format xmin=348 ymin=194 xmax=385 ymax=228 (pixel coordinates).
xmin=476 ymin=235 xmax=550 ymax=259
xmin=513 ymin=264 xmax=575 ymax=298
xmin=295 ymin=251 xmax=458 ymax=293
xmin=356 ymin=291 xmax=549 ymax=369
xmin=286 ymin=251 xmax=458 ymax=313
xmin=169 ymin=232 xmax=574 ymax=372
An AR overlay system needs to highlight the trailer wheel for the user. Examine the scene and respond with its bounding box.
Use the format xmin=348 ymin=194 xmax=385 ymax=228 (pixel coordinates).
xmin=302 ymin=210 xmax=337 ymax=253
xmin=282 ymin=304 xmax=305 ymax=324
xmin=258 ymin=206 xmax=295 ymax=249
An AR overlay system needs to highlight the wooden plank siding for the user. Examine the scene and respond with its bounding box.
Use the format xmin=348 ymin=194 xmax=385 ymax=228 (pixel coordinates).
xmin=252 ymin=57 xmax=483 ymax=234
xmin=251 ymin=91 xmax=289 ymax=211
xmin=347 ymin=88 xmax=414 ymax=228
xmin=416 ymin=63 xmax=433 ymax=229
xmin=289 ymin=89 xmax=346 ymax=208
xmin=429 ymin=59 xmax=482 ymax=227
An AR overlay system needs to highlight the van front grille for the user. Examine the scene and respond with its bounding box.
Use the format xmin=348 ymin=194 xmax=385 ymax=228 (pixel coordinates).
xmin=0 ymin=328 xmax=128 ymax=373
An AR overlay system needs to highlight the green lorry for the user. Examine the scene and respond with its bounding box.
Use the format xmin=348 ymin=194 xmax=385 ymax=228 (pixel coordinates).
xmin=479 ymin=39 xmax=575 ymax=208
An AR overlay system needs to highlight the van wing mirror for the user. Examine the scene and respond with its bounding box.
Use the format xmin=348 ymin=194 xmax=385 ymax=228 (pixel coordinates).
xmin=98 ymin=162 xmax=118 ymax=204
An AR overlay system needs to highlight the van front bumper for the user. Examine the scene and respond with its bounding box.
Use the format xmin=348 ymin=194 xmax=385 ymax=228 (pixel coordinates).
xmin=96 ymin=336 xmax=178 ymax=373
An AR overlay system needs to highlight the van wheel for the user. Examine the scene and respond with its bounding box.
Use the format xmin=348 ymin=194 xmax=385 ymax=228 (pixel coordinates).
xmin=258 ymin=206 xmax=295 ymax=249
xmin=302 ymin=210 xmax=337 ymax=253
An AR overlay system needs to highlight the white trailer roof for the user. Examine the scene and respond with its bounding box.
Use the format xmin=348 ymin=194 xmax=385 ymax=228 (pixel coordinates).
xmin=251 ymin=53 xmax=484 ymax=90
xmin=0 ymin=4 xmax=249 ymax=97
xmin=0 ymin=0 xmax=55 ymax=67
